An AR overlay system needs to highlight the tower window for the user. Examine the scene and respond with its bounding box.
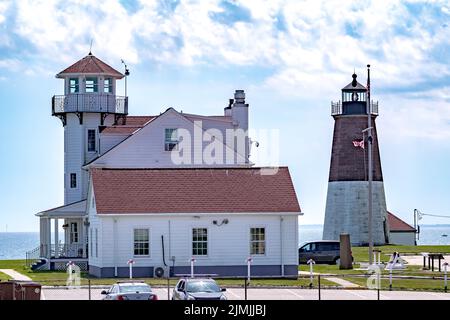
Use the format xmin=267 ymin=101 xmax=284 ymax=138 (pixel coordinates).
xmin=69 ymin=78 xmax=79 ymax=93
xmin=87 ymin=129 xmax=96 ymax=152
xmin=70 ymin=173 xmax=77 ymax=189
xmin=104 ymin=78 xmax=113 ymax=93
xmin=165 ymin=128 xmax=178 ymax=151
xmin=85 ymin=77 xmax=98 ymax=93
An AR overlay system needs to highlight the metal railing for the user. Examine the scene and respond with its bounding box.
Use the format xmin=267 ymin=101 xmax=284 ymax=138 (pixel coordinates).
xmin=26 ymin=244 xmax=87 ymax=264
xmin=331 ymin=100 xmax=378 ymax=116
xmin=52 ymin=94 xmax=128 ymax=115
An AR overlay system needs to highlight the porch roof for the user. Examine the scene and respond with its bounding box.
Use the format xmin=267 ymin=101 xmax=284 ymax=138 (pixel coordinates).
xmin=36 ymin=199 xmax=87 ymax=218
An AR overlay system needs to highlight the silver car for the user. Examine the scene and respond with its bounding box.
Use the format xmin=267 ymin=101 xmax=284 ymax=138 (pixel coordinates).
xmin=101 ymin=281 xmax=158 ymax=300
xmin=172 ymin=278 xmax=227 ymax=300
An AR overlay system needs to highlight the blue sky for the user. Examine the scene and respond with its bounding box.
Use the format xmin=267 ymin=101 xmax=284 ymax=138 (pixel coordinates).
xmin=0 ymin=0 xmax=449 ymax=231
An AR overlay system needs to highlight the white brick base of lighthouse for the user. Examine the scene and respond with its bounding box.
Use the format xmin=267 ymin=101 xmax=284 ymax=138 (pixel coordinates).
xmin=323 ymin=181 xmax=390 ymax=246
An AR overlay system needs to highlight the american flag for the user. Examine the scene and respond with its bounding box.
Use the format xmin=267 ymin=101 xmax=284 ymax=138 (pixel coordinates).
xmin=352 ymin=140 xmax=365 ymax=149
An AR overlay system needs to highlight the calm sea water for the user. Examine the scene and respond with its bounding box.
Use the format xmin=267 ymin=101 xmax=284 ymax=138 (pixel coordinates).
xmin=1 ymin=225 xmax=449 ymax=260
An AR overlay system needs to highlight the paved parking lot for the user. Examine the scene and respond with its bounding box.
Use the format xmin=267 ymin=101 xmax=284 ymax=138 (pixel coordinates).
xmin=41 ymin=287 xmax=450 ymax=300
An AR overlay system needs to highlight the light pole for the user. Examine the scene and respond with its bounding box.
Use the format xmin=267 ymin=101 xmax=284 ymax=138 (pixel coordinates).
xmin=366 ymin=64 xmax=373 ymax=265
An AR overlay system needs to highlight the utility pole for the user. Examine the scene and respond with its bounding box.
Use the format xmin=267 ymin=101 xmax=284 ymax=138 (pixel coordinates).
xmin=367 ymin=64 xmax=374 ymax=265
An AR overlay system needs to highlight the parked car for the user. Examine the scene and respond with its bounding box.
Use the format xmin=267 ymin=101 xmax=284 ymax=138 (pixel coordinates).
xmin=172 ymin=278 xmax=227 ymax=300
xmin=101 ymin=281 xmax=158 ymax=300
xmin=298 ymin=240 xmax=353 ymax=264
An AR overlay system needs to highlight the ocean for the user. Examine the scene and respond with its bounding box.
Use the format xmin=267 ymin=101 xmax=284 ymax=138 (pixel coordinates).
xmin=1 ymin=225 xmax=449 ymax=260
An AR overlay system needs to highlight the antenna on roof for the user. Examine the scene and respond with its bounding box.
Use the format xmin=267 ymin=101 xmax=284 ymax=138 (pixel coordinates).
xmin=89 ymin=39 xmax=93 ymax=55
xmin=121 ymin=59 xmax=130 ymax=97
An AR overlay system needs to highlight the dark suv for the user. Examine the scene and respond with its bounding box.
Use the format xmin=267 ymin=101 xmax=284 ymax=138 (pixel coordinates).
xmin=299 ymin=240 xmax=352 ymax=264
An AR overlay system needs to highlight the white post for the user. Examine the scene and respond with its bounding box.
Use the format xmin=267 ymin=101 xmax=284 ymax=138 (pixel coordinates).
xmin=378 ymin=252 xmax=381 ymax=265
xmin=68 ymin=261 xmax=73 ymax=282
xmin=444 ymin=262 xmax=448 ymax=291
xmin=54 ymin=219 xmax=59 ymax=258
xmin=389 ymin=263 xmax=393 ymax=290
xmin=247 ymin=257 xmax=252 ymax=283
xmin=46 ymin=218 xmax=52 ymax=259
xmin=128 ymin=259 xmax=134 ymax=279
xmin=373 ymin=252 xmax=376 ymax=265
xmin=307 ymin=259 xmax=315 ymax=287
xmin=190 ymin=258 xmax=196 ymax=278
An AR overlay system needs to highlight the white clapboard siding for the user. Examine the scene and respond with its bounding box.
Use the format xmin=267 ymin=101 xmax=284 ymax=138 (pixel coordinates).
xmin=89 ymin=214 xmax=298 ymax=269
xmin=90 ymin=109 xmax=248 ymax=169
xmin=65 ymin=113 xmax=115 ymax=205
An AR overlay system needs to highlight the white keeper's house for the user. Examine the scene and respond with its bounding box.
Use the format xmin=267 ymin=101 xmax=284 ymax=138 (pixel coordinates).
xmin=28 ymin=53 xmax=302 ymax=278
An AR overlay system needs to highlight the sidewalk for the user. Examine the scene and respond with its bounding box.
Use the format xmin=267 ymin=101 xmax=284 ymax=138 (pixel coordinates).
xmin=0 ymin=269 xmax=32 ymax=281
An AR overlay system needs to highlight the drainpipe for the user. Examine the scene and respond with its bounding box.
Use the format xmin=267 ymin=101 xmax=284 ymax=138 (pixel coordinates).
xmin=280 ymin=216 xmax=284 ymax=277
xmin=113 ymin=218 xmax=118 ymax=277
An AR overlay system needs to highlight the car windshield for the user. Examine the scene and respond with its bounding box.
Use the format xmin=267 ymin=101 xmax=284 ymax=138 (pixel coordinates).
xmin=119 ymin=285 xmax=151 ymax=293
xmin=186 ymin=281 xmax=220 ymax=293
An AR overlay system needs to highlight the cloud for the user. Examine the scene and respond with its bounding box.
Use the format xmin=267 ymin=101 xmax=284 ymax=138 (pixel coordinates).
xmin=0 ymin=1 xmax=448 ymax=111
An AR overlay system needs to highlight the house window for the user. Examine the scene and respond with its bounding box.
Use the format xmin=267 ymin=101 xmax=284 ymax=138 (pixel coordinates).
xmin=95 ymin=228 xmax=98 ymax=258
xmin=104 ymin=78 xmax=113 ymax=93
xmin=87 ymin=129 xmax=96 ymax=152
xmin=134 ymin=229 xmax=150 ymax=256
xmin=70 ymin=173 xmax=77 ymax=189
xmin=250 ymin=228 xmax=265 ymax=255
xmin=192 ymin=228 xmax=208 ymax=256
xmin=85 ymin=77 xmax=98 ymax=93
xmin=70 ymin=222 xmax=79 ymax=243
xmin=164 ymin=128 xmax=178 ymax=151
xmin=69 ymin=78 xmax=79 ymax=93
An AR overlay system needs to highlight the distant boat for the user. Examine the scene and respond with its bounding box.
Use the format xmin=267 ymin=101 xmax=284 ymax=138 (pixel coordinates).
xmin=442 ymin=234 xmax=448 ymax=237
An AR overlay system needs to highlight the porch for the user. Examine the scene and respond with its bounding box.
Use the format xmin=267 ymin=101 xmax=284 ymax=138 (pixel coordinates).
xmin=29 ymin=200 xmax=89 ymax=270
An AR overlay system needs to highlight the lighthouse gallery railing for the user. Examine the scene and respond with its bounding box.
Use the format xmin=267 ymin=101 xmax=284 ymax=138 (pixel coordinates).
xmin=331 ymin=100 xmax=378 ymax=116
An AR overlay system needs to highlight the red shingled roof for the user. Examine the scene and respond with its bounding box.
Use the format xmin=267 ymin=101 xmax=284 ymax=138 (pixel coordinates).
xmin=101 ymin=116 xmax=156 ymax=134
xmin=387 ymin=211 xmax=416 ymax=232
xmin=57 ymin=54 xmax=124 ymax=78
xmin=92 ymin=167 xmax=301 ymax=214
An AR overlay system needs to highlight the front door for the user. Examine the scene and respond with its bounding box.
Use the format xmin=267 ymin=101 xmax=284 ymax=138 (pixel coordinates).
xmin=70 ymin=222 xmax=79 ymax=244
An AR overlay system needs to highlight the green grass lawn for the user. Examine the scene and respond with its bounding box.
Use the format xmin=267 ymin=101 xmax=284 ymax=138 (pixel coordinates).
xmin=344 ymin=275 xmax=448 ymax=292
xmin=0 ymin=259 xmax=336 ymax=287
xmin=0 ymin=271 xmax=10 ymax=281
xmin=351 ymin=245 xmax=450 ymax=263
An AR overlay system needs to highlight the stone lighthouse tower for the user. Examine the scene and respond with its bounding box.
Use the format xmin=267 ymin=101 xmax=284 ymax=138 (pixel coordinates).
xmin=52 ymin=53 xmax=127 ymax=205
xmin=323 ymin=71 xmax=389 ymax=245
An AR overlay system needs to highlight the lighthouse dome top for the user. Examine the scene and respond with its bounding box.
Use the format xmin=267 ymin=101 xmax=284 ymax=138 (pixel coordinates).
xmin=56 ymin=53 xmax=124 ymax=79
xmin=342 ymin=73 xmax=366 ymax=92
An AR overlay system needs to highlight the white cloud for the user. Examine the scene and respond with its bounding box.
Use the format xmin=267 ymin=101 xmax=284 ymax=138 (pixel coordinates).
xmin=1 ymin=1 xmax=449 ymax=137
xmin=0 ymin=1 xmax=10 ymax=24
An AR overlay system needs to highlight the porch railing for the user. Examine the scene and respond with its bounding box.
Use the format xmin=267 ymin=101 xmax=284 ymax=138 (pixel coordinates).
xmin=26 ymin=244 xmax=87 ymax=265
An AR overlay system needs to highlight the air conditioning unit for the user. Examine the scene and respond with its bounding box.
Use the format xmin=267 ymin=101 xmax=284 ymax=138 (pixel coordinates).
xmin=153 ymin=266 xmax=168 ymax=278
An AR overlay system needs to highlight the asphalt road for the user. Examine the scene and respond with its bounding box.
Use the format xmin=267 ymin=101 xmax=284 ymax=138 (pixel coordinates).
xmin=41 ymin=287 xmax=450 ymax=300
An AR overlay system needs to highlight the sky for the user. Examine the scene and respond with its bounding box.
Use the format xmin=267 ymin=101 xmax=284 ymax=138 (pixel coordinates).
xmin=0 ymin=0 xmax=449 ymax=232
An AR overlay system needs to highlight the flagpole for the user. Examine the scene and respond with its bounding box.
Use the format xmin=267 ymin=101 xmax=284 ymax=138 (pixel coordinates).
xmin=367 ymin=64 xmax=373 ymax=265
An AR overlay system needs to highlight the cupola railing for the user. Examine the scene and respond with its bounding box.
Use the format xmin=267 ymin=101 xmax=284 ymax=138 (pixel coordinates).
xmin=52 ymin=94 xmax=128 ymax=115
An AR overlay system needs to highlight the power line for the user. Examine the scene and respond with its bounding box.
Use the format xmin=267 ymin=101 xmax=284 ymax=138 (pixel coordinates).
xmin=420 ymin=212 xmax=450 ymax=219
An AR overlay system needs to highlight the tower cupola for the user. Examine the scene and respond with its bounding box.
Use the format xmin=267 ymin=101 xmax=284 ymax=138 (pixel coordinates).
xmin=52 ymin=53 xmax=128 ymax=126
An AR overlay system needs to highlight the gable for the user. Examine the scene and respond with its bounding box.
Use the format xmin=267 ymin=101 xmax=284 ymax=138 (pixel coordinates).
xmin=87 ymin=108 xmax=248 ymax=168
